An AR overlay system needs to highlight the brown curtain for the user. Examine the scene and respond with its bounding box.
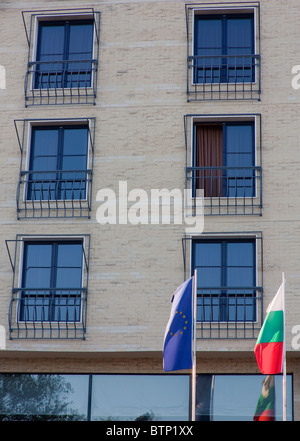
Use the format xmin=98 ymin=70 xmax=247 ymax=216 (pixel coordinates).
xmin=195 ymin=124 xmax=223 ymax=197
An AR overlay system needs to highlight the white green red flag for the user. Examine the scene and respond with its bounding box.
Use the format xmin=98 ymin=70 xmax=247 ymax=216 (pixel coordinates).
xmin=254 ymin=283 xmax=284 ymax=375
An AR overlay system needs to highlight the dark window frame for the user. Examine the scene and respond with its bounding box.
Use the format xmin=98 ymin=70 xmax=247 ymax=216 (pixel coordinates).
xmin=22 ymin=9 xmax=100 ymax=106
xmin=34 ymin=18 xmax=94 ymax=90
xmin=192 ymin=120 xmax=255 ymax=198
xmin=191 ymin=238 xmax=257 ymax=323
xmin=27 ymin=123 xmax=89 ymax=202
xmin=193 ymin=12 xmax=255 ymax=84
xmin=19 ymin=239 xmax=85 ymax=323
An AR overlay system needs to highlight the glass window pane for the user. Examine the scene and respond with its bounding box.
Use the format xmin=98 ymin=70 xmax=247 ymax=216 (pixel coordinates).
xmin=198 ymin=268 xmax=222 ymax=288
xmin=193 ymin=242 xmax=222 ymax=267
xmin=62 ymin=127 xmax=88 ymax=156
xmin=195 ymin=18 xmax=222 ymax=53
xmin=0 ymin=374 xmax=89 ymax=421
xmin=91 ymin=375 xmax=190 ymax=421
xmin=206 ymin=375 xmax=293 ymax=421
xmin=55 ymin=243 xmax=83 ymax=288
xmin=226 ymin=125 xmax=254 ymax=155
xmin=227 ymin=268 xmax=254 ymax=287
xmin=37 ymin=24 xmax=65 ymax=60
xmin=56 ymin=269 xmax=82 ymax=289
xmin=227 ymin=17 xmax=253 ymax=53
xmin=227 ymin=242 xmax=254 ymax=267
xmin=68 ymin=23 xmax=93 ymax=59
xmin=22 ymin=243 xmax=52 ymax=289
xmin=30 ymin=129 xmax=59 ymax=170
xmin=56 ymin=243 xmax=83 ymax=267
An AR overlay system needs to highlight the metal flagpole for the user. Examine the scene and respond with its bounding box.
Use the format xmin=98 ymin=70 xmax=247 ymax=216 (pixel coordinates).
xmin=191 ymin=269 xmax=197 ymax=421
xmin=282 ymin=272 xmax=287 ymax=421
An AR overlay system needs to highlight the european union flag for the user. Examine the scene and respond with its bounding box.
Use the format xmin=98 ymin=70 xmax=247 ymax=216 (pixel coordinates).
xmin=163 ymin=277 xmax=194 ymax=372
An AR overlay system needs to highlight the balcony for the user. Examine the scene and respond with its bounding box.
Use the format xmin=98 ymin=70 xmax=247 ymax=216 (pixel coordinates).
xmin=195 ymin=287 xmax=263 ymax=339
xmin=25 ymin=59 xmax=98 ymax=106
xmin=17 ymin=170 xmax=93 ymax=219
xmin=186 ymin=166 xmax=262 ymax=216
xmin=6 ymin=234 xmax=91 ymax=340
xmin=185 ymin=2 xmax=261 ymax=101
xmin=187 ymin=54 xmax=261 ymax=101
xmin=9 ymin=288 xmax=87 ymax=340
xmin=14 ymin=118 xmax=95 ymax=219
xmin=22 ymin=8 xmax=100 ymax=106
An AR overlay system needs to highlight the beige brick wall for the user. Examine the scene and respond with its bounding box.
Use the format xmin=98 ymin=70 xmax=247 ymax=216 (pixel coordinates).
xmin=0 ymin=0 xmax=299 ymax=419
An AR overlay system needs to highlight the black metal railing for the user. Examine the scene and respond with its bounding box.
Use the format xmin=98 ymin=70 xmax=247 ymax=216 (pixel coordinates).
xmin=186 ymin=166 xmax=262 ymax=215
xmin=187 ymin=54 xmax=261 ymax=101
xmin=25 ymin=59 xmax=98 ymax=106
xmin=17 ymin=170 xmax=92 ymax=219
xmin=196 ymin=287 xmax=263 ymax=339
xmin=9 ymin=288 xmax=87 ymax=340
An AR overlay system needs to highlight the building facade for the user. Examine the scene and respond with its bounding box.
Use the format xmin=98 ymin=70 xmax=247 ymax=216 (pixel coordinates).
xmin=0 ymin=0 xmax=299 ymax=421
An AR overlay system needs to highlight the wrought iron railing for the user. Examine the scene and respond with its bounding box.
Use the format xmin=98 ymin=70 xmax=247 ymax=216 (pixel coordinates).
xmin=196 ymin=287 xmax=263 ymax=339
xmin=17 ymin=170 xmax=92 ymax=219
xmin=25 ymin=59 xmax=98 ymax=106
xmin=187 ymin=54 xmax=261 ymax=101
xmin=9 ymin=288 xmax=87 ymax=340
xmin=186 ymin=165 xmax=262 ymax=215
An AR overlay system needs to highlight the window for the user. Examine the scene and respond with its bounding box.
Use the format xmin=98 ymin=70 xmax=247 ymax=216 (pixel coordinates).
xmin=196 ymin=374 xmax=293 ymax=421
xmin=193 ymin=122 xmax=255 ymax=198
xmin=91 ymin=375 xmax=190 ymax=421
xmin=0 ymin=374 xmax=293 ymax=421
xmin=184 ymin=114 xmax=262 ymax=216
xmin=185 ymin=3 xmax=261 ymax=101
xmin=20 ymin=240 xmax=84 ymax=323
xmin=27 ymin=125 xmax=89 ymax=201
xmin=193 ymin=13 xmax=255 ymax=84
xmin=15 ymin=118 xmax=95 ymax=219
xmin=7 ymin=234 xmax=90 ymax=339
xmin=34 ymin=19 xmax=94 ymax=90
xmin=192 ymin=238 xmax=256 ymax=322
xmin=23 ymin=9 xmax=100 ymax=105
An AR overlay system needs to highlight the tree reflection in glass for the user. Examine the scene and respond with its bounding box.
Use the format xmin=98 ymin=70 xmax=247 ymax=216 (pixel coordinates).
xmin=0 ymin=374 xmax=88 ymax=421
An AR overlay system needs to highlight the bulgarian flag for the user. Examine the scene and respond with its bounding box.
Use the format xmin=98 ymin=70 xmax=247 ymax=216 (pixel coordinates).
xmin=253 ymin=375 xmax=275 ymax=421
xmin=254 ymin=283 xmax=284 ymax=375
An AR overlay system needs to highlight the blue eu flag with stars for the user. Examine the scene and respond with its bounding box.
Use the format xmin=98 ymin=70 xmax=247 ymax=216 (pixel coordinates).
xmin=163 ymin=277 xmax=194 ymax=372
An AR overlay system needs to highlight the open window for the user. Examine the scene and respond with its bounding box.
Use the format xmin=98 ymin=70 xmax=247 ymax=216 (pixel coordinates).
xmin=184 ymin=114 xmax=262 ymax=215
xmin=193 ymin=122 xmax=255 ymax=198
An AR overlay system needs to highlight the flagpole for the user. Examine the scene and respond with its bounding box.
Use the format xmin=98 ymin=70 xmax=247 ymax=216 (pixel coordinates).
xmin=191 ymin=269 xmax=197 ymax=421
xmin=282 ymin=272 xmax=287 ymax=421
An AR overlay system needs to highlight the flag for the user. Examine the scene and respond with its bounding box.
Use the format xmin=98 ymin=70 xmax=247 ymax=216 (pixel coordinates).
xmin=254 ymin=375 xmax=275 ymax=421
xmin=254 ymin=283 xmax=284 ymax=374
xmin=163 ymin=277 xmax=194 ymax=372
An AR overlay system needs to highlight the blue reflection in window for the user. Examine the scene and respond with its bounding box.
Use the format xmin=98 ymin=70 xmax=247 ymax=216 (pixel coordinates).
xmin=27 ymin=125 xmax=88 ymax=201
xmin=194 ymin=14 xmax=254 ymax=83
xmin=20 ymin=241 xmax=83 ymax=322
xmin=91 ymin=375 xmax=190 ymax=421
xmin=35 ymin=20 xmax=94 ymax=89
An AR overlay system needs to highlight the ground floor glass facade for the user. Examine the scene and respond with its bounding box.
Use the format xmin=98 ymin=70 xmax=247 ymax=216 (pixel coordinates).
xmin=0 ymin=373 xmax=293 ymax=421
